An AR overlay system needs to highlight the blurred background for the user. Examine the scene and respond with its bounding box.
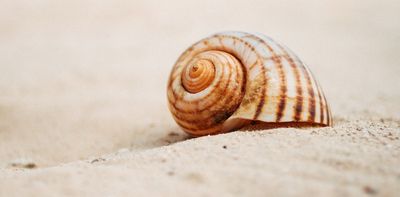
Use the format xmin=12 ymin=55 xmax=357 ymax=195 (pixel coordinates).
xmin=0 ymin=0 xmax=399 ymax=166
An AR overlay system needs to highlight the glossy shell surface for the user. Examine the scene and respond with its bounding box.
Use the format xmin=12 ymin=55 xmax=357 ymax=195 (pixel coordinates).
xmin=167 ymin=31 xmax=332 ymax=136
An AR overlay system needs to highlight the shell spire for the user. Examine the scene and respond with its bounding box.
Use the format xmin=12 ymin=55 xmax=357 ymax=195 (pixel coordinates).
xmin=167 ymin=31 xmax=332 ymax=136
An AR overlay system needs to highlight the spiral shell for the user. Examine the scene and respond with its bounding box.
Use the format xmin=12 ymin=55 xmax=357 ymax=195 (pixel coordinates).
xmin=167 ymin=31 xmax=332 ymax=136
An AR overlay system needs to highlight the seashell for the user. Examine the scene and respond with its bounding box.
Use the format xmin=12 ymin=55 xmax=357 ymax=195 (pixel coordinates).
xmin=167 ymin=31 xmax=332 ymax=136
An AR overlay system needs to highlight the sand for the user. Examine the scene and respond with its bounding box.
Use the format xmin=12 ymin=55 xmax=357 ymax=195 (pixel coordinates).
xmin=0 ymin=0 xmax=399 ymax=196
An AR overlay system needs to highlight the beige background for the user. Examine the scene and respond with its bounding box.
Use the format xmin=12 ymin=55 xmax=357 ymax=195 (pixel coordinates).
xmin=0 ymin=0 xmax=399 ymax=196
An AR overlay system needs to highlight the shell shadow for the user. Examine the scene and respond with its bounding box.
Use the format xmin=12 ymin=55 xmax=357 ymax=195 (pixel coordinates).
xmin=128 ymin=124 xmax=191 ymax=150
xmin=155 ymin=130 xmax=192 ymax=146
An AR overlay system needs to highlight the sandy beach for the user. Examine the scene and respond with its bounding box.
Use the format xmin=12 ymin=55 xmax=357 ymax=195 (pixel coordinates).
xmin=0 ymin=0 xmax=399 ymax=196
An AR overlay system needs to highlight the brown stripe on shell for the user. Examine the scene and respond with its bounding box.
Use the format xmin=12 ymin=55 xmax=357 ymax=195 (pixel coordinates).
xmin=172 ymin=62 xmax=246 ymax=132
xmin=170 ymin=52 xmax=229 ymax=106
xmin=316 ymin=80 xmax=325 ymax=124
xmin=300 ymin=65 xmax=317 ymax=122
xmin=170 ymin=34 xmax=257 ymax=108
xmin=171 ymin=52 xmax=235 ymax=114
xmin=172 ymin=70 xmax=233 ymax=121
xmin=243 ymin=34 xmax=287 ymax=120
xmin=291 ymin=57 xmax=326 ymax=125
xmin=253 ymin=71 xmax=267 ymax=119
xmin=314 ymin=76 xmax=329 ymax=125
xmin=215 ymin=34 xmax=269 ymax=120
xmin=170 ymin=52 xmax=245 ymax=130
xmin=169 ymin=50 xmax=231 ymax=102
xmin=244 ymin=39 xmax=267 ymax=119
xmin=174 ymin=85 xmax=245 ymax=132
xmin=328 ymin=102 xmax=333 ymax=126
xmin=281 ymin=48 xmax=317 ymax=123
xmin=248 ymin=61 xmax=259 ymax=70
xmin=173 ymin=88 xmax=243 ymax=131
xmin=277 ymin=47 xmax=303 ymax=121
xmin=322 ymin=91 xmax=331 ymax=125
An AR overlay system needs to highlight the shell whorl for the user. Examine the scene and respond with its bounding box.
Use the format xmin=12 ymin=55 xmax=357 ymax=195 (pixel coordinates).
xmin=168 ymin=50 xmax=245 ymax=135
xmin=167 ymin=31 xmax=332 ymax=136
